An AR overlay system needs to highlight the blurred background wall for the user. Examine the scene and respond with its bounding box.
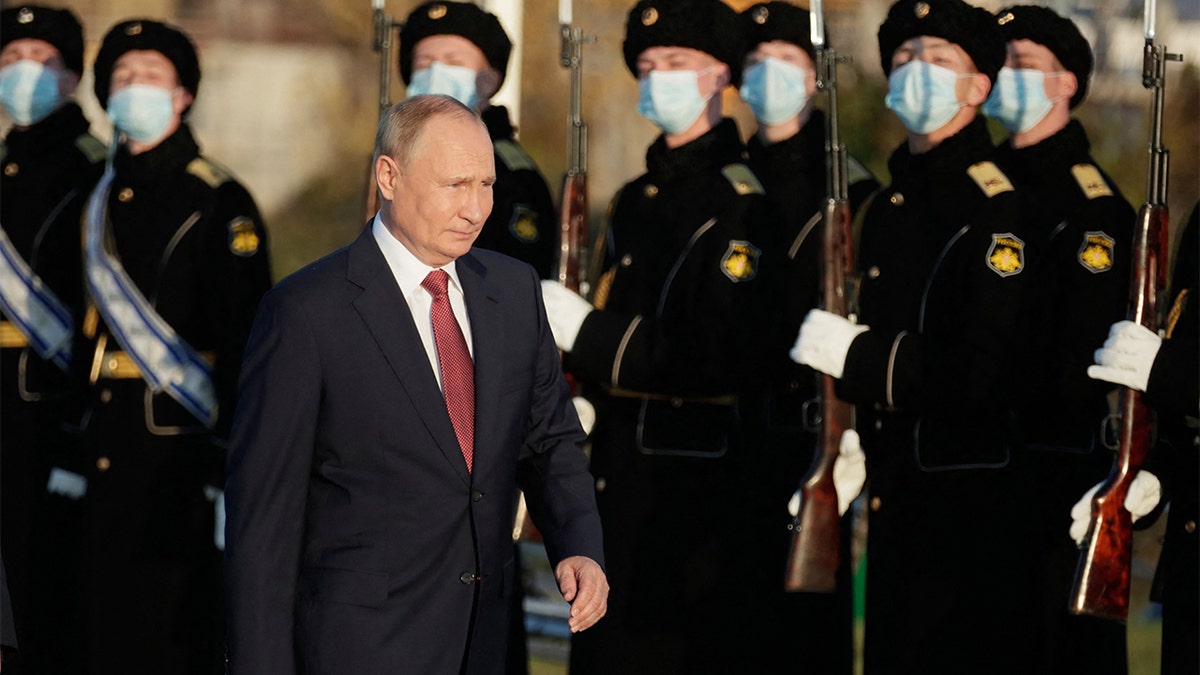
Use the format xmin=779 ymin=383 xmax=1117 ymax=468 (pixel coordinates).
xmin=2 ymin=0 xmax=1195 ymax=282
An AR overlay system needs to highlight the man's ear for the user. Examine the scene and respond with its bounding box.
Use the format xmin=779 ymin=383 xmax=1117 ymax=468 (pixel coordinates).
xmin=1056 ymin=70 xmax=1078 ymax=103
xmin=476 ymin=67 xmax=502 ymax=103
xmin=964 ymin=73 xmax=990 ymax=107
xmin=713 ymin=62 xmax=731 ymax=90
xmin=376 ymin=155 xmax=400 ymax=201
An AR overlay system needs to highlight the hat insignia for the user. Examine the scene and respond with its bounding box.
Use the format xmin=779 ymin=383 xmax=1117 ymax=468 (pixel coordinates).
xmin=752 ymin=6 xmax=769 ymax=24
xmin=17 ymin=8 xmax=33 ymax=24
xmin=998 ymin=12 xmax=1015 ymax=26
xmin=914 ymin=2 xmax=930 ymax=19
xmin=428 ymin=4 xmax=447 ymax=20
xmin=125 ymin=22 xmax=143 ymax=36
xmin=642 ymin=7 xmax=659 ymax=26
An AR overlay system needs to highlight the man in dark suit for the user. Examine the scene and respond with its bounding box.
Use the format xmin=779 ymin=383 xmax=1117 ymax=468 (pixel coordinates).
xmin=223 ymin=94 xmax=607 ymax=675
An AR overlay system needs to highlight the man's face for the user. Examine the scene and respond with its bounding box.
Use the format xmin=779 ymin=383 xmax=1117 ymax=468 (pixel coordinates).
xmin=380 ymin=113 xmax=495 ymax=268
xmin=1003 ymin=38 xmax=1072 ymax=101
xmin=109 ymin=49 xmax=192 ymax=111
xmin=412 ymin=34 xmax=490 ymax=72
xmin=891 ymin=35 xmax=983 ymax=102
xmin=0 ymin=37 xmax=76 ymax=93
xmin=743 ymin=40 xmax=817 ymax=96
xmin=636 ymin=45 xmax=725 ymax=94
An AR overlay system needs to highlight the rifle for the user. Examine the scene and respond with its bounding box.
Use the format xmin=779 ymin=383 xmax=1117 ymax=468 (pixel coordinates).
xmin=1068 ymin=0 xmax=1181 ymax=621
xmin=364 ymin=0 xmax=399 ymax=222
xmin=512 ymin=0 xmax=593 ymax=543
xmin=784 ymin=0 xmax=855 ymax=593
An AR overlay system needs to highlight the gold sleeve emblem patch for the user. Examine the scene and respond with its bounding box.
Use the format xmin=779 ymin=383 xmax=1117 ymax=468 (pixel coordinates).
xmin=721 ymin=240 xmax=760 ymax=282
xmin=986 ymin=232 xmax=1024 ymax=277
xmin=508 ymin=204 xmax=540 ymax=243
xmin=1078 ymin=231 xmax=1115 ymax=273
xmin=228 ymin=217 xmax=260 ymax=257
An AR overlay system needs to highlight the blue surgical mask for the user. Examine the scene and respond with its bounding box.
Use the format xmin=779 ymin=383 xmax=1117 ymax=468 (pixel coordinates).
xmin=107 ymin=84 xmax=177 ymax=144
xmin=407 ymin=62 xmax=480 ymax=109
xmin=983 ymin=67 xmax=1060 ymax=133
xmin=885 ymin=60 xmax=970 ymax=134
xmin=637 ymin=67 xmax=715 ymax=135
xmin=740 ymin=57 xmax=810 ymax=126
xmin=0 ymin=60 xmax=65 ymax=126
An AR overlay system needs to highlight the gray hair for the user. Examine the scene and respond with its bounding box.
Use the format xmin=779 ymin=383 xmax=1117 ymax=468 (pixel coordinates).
xmin=372 ymin=94 xmax=483 ymax=168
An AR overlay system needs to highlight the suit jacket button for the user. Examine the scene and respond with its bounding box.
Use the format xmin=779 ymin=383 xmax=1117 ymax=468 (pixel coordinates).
xmin=460 ymin=571 xmax=477 ymax=584
xmin=471 ymin=490 xmax=484 ymax=502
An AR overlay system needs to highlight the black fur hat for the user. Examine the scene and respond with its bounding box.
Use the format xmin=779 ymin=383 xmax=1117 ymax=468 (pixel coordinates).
xmin=877 ymin=0 xmax=1005 ymax=84
xmin=0 ymin=5 xmax=85 ymax=75
xmin=622 ymin=0 xmax=747 ymax=86
xmin=995 ymin=5 xmax=1093 ymax=108
xmin=93 ymin=19 xmax=200 ymax=109
xmin=741 ymin=2 xmax=817 ymax=63
xmin=399 ymin=1 xmax=512 ymax=88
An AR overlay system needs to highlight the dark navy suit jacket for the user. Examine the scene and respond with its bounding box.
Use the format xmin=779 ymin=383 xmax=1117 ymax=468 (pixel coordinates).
xmin=224 ymin=226 xmax=603 ymax=674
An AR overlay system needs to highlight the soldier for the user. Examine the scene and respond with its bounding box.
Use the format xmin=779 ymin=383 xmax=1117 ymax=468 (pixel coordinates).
xmin=399 ymin=1 xmax=557 ymax=278
xmin=790 ymin=0 xmax=1041 ymax=672
xmin=55 ymin=19 xmax=272 ymax=674
xmin=733 ymin=3 xmax=880 ymax=672
xmin=986 ymin=6 xmax=1136 ymax=672
xmin=539 ymin=1 xmax=776 ymax=672
xmin=0 ymin=6 xmax=103 ymax=672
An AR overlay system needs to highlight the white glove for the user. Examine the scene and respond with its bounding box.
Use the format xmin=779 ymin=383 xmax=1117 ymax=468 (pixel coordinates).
xmin=204 ymin=485 xmax=226 ymax=551
xmin=833 ymin=429 xmax=866 ymax=516
xmin=540 ymin=280 xmax=592 ymax=353
xmin=1069 ymin=470 xmax=1162 ymax=545
xmin=47 ymin=468 xmax=87 ymax=500
xmin=572 ymin=395 xmax=596 ymax=435
xmin=1086 ymin=320 xmax=1162 ymax=392
xmin=790 ymin=309 xmax=868 ymax=379
xmin=785 ymin=429 xmax=866 ymax=518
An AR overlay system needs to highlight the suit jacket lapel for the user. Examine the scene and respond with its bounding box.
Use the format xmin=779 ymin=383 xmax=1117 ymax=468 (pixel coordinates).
xmin=456 ymin=252 xmax=503 ymax=478
xmin=346 ymin=227 xmax=471 ymax=484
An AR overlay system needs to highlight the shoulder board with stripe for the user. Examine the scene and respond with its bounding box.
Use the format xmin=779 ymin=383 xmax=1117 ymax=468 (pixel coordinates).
xmin=847 ymin=155 xmax=874 ymax=187
xmin=493 ymin=139 xmax=536 ymax=172
xmin=75 ymin=134 xmax=107 ymax=164
xmin=966 ymin=161 xmax=1014 ymax=198
xmin=187 ymin=157 xmax=232 ymax=188
xmin=720 ymin=163 xmax=764 ymax=196
xmin=1070 ymin=163 xmax=1114 ymax=200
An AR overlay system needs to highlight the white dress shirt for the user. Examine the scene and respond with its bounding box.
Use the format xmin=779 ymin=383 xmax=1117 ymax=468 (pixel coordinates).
xmin=372 ymin=216 xmax=475 ymax=391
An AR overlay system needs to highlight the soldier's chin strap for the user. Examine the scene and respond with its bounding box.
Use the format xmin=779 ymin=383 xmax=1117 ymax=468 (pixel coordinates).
xmin=82 ymin=135 xmax=217 ymax=427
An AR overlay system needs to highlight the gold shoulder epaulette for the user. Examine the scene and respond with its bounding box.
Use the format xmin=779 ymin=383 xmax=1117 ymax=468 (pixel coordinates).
xmin=75 ymin=134 xmax=107 ymax=164
xmin=493 ymin=139 xmax=536 ymax=172
xmin=721 ymin=163 xmax=764 ymax=196
xmin=1070 ymin=163 xmax=1114 ymax=200
xmin=187 ymin=157 xmax=232 ymax=188
xmin=966 ymin=161 xmax=1014 ymax=198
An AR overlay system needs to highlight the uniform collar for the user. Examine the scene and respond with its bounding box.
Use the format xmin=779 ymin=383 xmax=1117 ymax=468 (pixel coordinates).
xmin=887 ymin=115 xmax=995 ymax=189
xmin=746 ymin=109 xmax=825 ymax=177
xmin=645 ymin=117 xmax=747 ymax=185
xmin=113 ymin=124 xmax=200 ymax=183
xmin=2 ymin=103 xmax=91 ymax=156
xmin=993 ymin=119 xmax=1089 ymax=181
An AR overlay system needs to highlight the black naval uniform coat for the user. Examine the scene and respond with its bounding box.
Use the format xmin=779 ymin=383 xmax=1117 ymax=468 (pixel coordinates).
xmin=69 ymin=125 xmax=271 ymax=675
xmin=478 ymin=105 xmax=557 ymax=279
xmin=838 ymin=117 xmax=1041 ymax=674
xmin=994 ymin=119 xmax=1135 ymax=675
xmin=0 ymin=102 xmax=104 ymax=670
xmin=566 ymin=118 xmax=776 ymax=675
xmin=1145 ymin=205 xmax=1198 ymax=675
xmin=739 ymin=110 xmax=879 ymax=675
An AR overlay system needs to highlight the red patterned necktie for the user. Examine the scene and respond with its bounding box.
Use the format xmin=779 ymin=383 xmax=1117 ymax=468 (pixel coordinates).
xmin=421 ymin=269 xmax=474 ymax=472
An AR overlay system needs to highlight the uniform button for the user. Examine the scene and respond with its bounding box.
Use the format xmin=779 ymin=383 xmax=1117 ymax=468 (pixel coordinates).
xmin=869 ymin=496 xmax=882 ymax=512
xmin=459 ymin=571 xmax=477 ymax=585
xmin=670 ymin=397 xmax=683 ymax=408
xmin=96 ymin=456 xmax=111 ymax=472
xmin=787 ymin=380 xmax=799 ymax=391
xmin=99 ymin=388 xmax=112 ymax=403
xmin=117 ymin=187 xmax=134 ymax=202
xmin=643 ymin=184 xmax=659 ymax=198
xmin=889 ymin=192 xmax=904 ymax=206
xmin=595 ymin=477 xmax=607 ymax=492
xmin=874 ymin=418 xmax=883 ymax=429
xmin=620 ymin=254 xmax=633 ymax=267
xmin=867 ymin=265 xmax=881 ymax=279
xmin=1186 ymin=521 xmax=1197 ymax=534
xmin=471 ymin=490 xmax=484 ymax=502
xmin=3 ymin=163 xmax=17 ymax=177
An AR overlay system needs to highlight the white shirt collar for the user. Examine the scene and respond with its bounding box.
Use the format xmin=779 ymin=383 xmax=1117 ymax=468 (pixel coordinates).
xmin=371 ymin=215 xmax=464 ymax=297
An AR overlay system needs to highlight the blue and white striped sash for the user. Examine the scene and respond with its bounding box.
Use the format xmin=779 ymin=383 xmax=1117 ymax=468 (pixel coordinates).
xmin=0 ymin=226 xmax=73 ymax=369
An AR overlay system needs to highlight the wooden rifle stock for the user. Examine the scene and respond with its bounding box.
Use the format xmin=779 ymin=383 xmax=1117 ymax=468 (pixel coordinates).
xmin=1069 ymin=17 xmax=1179 ymax=617
xmin=557 ymin=172 xmax=588 ymax=294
